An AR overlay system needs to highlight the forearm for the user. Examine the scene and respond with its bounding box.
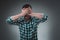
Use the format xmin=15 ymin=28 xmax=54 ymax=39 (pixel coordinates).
xmin=10 ymin=13 xmax=26 ymax=21
xmin=30 ymin=13 xmax=44 ymax=19
xmin=6 ymin=13 xmax=26 ymax=24
xmin=30 ymin=13 xmax=48 ymax=23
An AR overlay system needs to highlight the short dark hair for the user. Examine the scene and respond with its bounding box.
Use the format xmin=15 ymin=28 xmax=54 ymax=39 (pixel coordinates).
xmin=22 ymin=4 xmax=32 ymax=9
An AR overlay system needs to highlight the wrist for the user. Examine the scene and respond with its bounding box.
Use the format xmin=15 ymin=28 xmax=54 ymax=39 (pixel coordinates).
xmin=21 ymin=12 xmax=26 ymax=16
xmin=19 ymin=13 xmax=24 ymax=17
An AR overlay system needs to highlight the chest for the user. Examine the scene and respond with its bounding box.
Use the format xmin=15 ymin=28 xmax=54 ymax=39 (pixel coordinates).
xmin=19 ymin=21 xmax=37 ymax=29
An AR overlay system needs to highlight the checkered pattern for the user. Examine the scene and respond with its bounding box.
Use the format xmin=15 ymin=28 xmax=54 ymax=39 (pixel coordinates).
xmin=6 ymin=14 xmax=48 ymax=40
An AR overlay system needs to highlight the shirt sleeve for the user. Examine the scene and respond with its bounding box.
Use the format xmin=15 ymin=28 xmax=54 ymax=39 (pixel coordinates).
xmin=6 ymin=16 xmax=24 ymax=25
xmin=32 ymin=14 xmax=48 ymax=24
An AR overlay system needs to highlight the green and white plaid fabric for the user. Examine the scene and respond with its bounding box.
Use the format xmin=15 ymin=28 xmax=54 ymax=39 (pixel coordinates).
xmin=6 ymin=14 xmax=48 ymax=40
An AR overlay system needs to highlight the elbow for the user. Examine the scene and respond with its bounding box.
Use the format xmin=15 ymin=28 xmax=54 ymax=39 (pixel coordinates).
xmin=43 ymin=15 xmax=48 ymax=22
xmin=6 ymin=17 xmax=13 ymax=24
xmin=6 ymin=18 xmax=11 ymax=23
xmin=44 ymin=15 xmax=48 ymax=20
xmin=41 ymin=15 xmax=48 ymax=22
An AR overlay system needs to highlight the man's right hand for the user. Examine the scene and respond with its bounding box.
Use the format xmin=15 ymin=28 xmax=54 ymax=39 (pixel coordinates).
xmin=21 ymin=8 xmax=30 ymax=15
xmin=10 ymin=8 xmax=30 ymax=21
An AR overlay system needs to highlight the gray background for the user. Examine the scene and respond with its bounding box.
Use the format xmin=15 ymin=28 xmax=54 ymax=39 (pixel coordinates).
xmin=0 ymin=0 xmax=60 ymax=40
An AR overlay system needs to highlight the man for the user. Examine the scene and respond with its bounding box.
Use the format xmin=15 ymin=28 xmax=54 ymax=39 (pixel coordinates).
xmin=6 ymin=4 xmax=48 ymax=40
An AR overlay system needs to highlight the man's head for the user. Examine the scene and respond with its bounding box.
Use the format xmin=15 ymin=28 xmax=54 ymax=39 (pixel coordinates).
xmin=21 ymin=4 xmax=32 ymax=21
xmin=22 ymin=4 xmax=32 ymax=14
xmin=22 ymin=4 xmax=32 ymax=9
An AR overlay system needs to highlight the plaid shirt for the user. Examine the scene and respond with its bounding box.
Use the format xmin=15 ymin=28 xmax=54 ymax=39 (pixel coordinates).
xmin=6 ymin=14 xmax=48 ymax=40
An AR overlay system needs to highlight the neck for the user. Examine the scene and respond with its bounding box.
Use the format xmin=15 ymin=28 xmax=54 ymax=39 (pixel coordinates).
xmin=24 ymin=16 xmax=31 ymax=21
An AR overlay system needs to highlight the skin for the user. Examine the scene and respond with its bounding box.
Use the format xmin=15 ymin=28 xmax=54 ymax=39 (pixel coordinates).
xmin=22 ymin=7 xmax=32 ymax=21
xmin=10 ymin=7 xmax=44 ymax=21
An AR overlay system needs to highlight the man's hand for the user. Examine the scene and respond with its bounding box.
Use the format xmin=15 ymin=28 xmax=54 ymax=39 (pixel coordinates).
xmin=10 ymin=8 xmax=32 ymax=21
xmin=22 ymin=8 xmax=31 ymax=15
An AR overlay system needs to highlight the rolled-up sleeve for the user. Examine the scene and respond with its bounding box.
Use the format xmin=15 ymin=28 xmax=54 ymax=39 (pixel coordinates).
xmin=6 ymin=16 xmax=24 ymax=25
xmin=32 ymin=14 xmax=48 ymax=24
